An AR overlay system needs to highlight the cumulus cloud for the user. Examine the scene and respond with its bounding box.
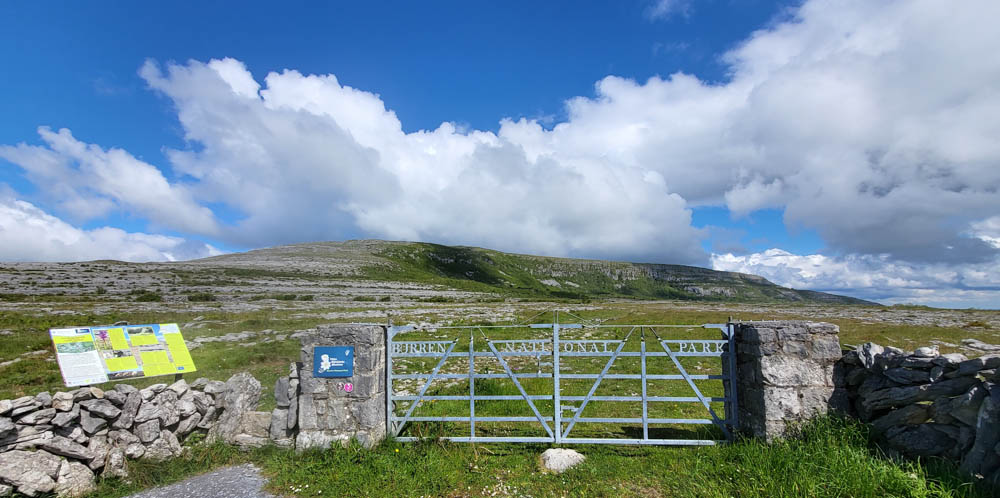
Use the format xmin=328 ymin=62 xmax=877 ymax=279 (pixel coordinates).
xmin=0 ymin=127 xmax=219 ymax=236
xmin=2 ymin=0 xmax=1000 ymax=304
xmin=135 ymin=57 xmax=706 ymax=263
xmin=712 ymin=249 xmax=1000 ymax=308
xmin=0 ymin=195 xmax=221 ymax=262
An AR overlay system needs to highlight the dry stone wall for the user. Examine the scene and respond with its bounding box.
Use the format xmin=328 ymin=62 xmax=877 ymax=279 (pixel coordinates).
xmin=0 ymin=378 xmax=224 ymax=496
xmin=0 ymin=323 xmax=392 ymax=496
xmin=838 ymin=343 xmax=1000 ymax=485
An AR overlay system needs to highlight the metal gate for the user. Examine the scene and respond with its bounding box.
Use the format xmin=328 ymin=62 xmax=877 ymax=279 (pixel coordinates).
xmin=386 ymin=313 xmax=737 ymax=445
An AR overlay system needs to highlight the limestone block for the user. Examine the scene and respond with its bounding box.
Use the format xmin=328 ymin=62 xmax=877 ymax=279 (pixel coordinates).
xmin=203 ymin=381 xmax=228 ymax=396
xmin=192 ymin=391 xmax=213 ymax=415
xmin=54 ymin=460 xmax=95 ymax=497
xmin=155 ymin=390 xmax=180 ymax=427
xmin=901 ymin=356 xmax=936 ymax=369
xmin=933 ymin=353 xmax=968 ymax=368
xmin=103 ymin=390 xmax=126 ymax=407
xmin=112 ymin=384 xmax=138 ymax=395
xmin=270 ymin=408 xmax=292 ymax=441
xmin=811 ymin=335 xmax=843 ymax=360
xmin=956 ymin=354 xmax=1000 ymax=376
xmin=870 ymin=404 xmax=931 ymax=435
xmin=143 ymin=431 xmax=182 ymax=461
xmin=862 ymin=376 xmax=980 ymax=411
xmin=51 ymin=392 xmax=74 ymax=412
xmin=175 ymin=412 xmax=202 ymax=438
xmin=79 ymin=410 xmax=108 ymax=434
xmin=168 ymin=379 xmax=189 ymax=397
xmin=759 ymin=356 xmax=828 ymax=387
xmin=883 ymin=368 xmax=932 ymax=385
xmin=103 ymin=447 xmax=127 ymax=478
xmin=886 ymin=424 xmax=956 ymax=457
xmin=79 ymin=399 xmax=120 ymax=419
xmin=38 ymin=435 xmax=94 ymax=460
xmin=857 ymin=343 xmax=885 ymax=371
xmin=17 ymin=408 xmax=56 ymax=425
xmin=960 ymin=386 xmax=1000 ymax=477
xmin=0 ymin=449 xmax=61 ymax=496
xmin=0 ymin=417 xmax=13 ymax=439
xmin=85 ymin=435 xmax=111 ymax=471
xmin=274 ymin=377 xmax=290 ymax=408
xmin=135 ymin=419 xmax=161 ymax=443
xmin=112 ymin=391 xmax=142 ymax=430
xmin=207 ymin=372 xmax=262 ymax=444
xmin=934 ymin=384 xmax=988 ymax=427
xmin=541 ymin=448 xmax=585 ymax=473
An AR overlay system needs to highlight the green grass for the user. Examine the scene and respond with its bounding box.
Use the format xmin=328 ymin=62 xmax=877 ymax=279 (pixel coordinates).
xmin=186 ymin=292 xmax=217 ymax=302
xmin=0 ymin=307 xmax=320 ymax=400
xmin=359 ymin=242 xmax=875 ymax=305
xmin=87 ymin=417 xmax=992 ymax=498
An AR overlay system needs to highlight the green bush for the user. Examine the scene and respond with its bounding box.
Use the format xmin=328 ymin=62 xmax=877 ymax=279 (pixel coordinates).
xmin=186 ymin=292 xmax=216 ymax=302
xmin=134 ymin=292 xmax=162 ymax=302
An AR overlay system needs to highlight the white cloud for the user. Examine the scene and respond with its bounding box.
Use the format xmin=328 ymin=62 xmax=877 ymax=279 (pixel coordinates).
xmin=1 ymin=0 xmax=999 ymax=305
xmin=135 ymin=57 xmax=706 ymax=264
xmin=0 ymin=127 xmax=219 ymax=237
xmin=646 ymin=0 xmax=693 ymax=21
xmin=0 ymin=196 xmax=221 ymax=262
xmin=712 ymin=249 xmax=1000 ymax=308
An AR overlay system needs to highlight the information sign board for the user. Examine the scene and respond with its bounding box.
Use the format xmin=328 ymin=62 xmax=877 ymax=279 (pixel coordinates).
xmin=313 ymin=346 xmax=354 ymax=378
xmin=49 ymin=323 xmax=197 ymax=387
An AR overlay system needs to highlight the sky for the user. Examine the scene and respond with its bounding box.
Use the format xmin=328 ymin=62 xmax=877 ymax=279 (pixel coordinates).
xmin=1 ymin=0 xmax=999 ymax=309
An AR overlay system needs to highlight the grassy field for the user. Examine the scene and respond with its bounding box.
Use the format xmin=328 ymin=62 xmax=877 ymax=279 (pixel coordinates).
xmin=1 ymin=299 xmax=999 ymax=496
xmin=88 ymin=417 xmax=992 ymax=497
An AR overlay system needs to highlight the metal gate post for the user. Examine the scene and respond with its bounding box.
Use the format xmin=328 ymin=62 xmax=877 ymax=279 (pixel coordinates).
xmin=469 ymin=331 xmax=475 ymax=439
xmin=641 ymin=328 xmax=648 ymax=441
xmin=386 ymin=324 xmax=394 ymax=437
xmin=552 ymin=319 xmax=562 ymax=444
xmin=727 ymin=321 xmax=739 ymax=438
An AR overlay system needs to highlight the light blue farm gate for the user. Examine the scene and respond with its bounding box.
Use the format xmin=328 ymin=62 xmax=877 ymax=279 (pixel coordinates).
xmin=386 ymin=313 xmax=738 ymax=445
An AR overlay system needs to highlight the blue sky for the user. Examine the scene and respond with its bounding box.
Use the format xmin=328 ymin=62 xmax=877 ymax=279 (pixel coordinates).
xmin=2 ymin=1 xmax=999 ymax=308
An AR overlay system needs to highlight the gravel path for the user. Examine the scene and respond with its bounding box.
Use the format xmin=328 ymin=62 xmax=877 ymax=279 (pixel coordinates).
xmin=126 ymin=464 xmax=276 ymax=498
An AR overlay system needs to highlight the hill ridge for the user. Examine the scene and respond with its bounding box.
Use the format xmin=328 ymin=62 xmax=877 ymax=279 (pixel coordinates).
xmin=199 ymin=240 xmax=875 ymax=305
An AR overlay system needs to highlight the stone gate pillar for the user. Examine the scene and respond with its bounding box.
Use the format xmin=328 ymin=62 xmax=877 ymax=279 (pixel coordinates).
xmin=733 ymin=321 xmax=846 ymax=441
xmin=294 ymin=324 xmax=387 ymax=449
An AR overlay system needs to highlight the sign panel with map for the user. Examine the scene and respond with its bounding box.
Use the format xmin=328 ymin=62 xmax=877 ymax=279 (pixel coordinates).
xmin=49 ymin=323 xmax=197 ymax=387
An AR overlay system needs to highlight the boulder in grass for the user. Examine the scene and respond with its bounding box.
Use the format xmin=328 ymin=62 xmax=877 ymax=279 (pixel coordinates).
xmin=540 ymin=448 xmax=585 ymax=473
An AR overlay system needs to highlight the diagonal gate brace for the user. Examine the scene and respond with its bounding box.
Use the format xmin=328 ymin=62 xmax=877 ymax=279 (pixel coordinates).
xmin=659 ymin=340 xmax=731 ymax=439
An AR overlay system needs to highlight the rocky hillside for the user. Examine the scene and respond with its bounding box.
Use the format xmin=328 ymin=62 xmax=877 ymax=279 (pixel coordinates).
xmin=199 ymin=240 xmax=875 ymax=305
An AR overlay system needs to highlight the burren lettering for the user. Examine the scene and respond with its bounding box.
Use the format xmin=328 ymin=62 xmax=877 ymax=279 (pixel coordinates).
xmin=392 ymin=342 xmax=449 ymax=355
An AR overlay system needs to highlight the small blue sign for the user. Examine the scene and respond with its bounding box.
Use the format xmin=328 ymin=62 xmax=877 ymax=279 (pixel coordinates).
xmin=313 ymin=346 xmax=354 ymax=378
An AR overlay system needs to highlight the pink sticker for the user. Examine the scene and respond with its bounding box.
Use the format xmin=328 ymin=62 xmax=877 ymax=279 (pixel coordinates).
xmin=344 ymin=383 xmax=354 ymax=393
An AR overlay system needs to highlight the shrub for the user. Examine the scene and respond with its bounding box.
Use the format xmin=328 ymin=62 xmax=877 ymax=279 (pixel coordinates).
xmin=187 ymin=292 xmax=217 ymax=302
xmin=134 ymin=292 xmax=162 ymax=302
